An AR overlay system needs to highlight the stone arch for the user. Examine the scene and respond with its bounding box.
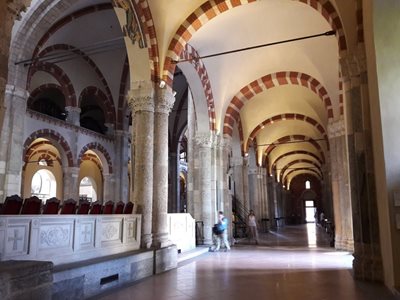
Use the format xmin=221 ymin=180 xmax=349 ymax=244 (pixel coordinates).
xmin=79 ymin=86 xmax=116 ymax=125
xmin=162 ymin=0 xmax=347 ymax=86
xmin=223 ymin=71 xmax=333 ymax=138
xmin=286 ymin=170 xmax=322 ymax=188
xmin=23 ymin=129 xmax=74 ymax=167
xmin=27 ymin=62 xmax=76 ymax=106
xmin=181 ymin=44 xmax=216 ymax=132
xmin=78 ymin=142 xmax=113 ymax=174
xmin=27 ymin=83 xmax=64 ymax=108
xmin=37 ymin=44 xmax=115 ymax=109
xmin=245 ymin=113 xmax=328 ymax=153
xmin=23 ymin=140 xmax=63 ymax=171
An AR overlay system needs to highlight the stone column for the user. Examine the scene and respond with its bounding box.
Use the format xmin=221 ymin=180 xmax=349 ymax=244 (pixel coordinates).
xmin=127 ymin=81 xmax=155 ymax=249
xmin=328 ymin=119 xmax=353 ymax=251
xmin=0 ymin=85 xmax=29 ymax=200
xmin=63 ymin=167 xmax=80 ymax=201
xmin=65 ymin=106 xmax=81 ymax=126
xmin=341 ymin=48 xmax=383 ymax=280
xmin=242 ymin=157 xmax=250 ymax=213
xmin=267 ymin=176 xmax=277 ymax=229
xmin=186 ymin=92 xmax=196 ymax=217
xmin=169 ymin=151 xmax=179 ymax=213
xmin=103 ymin=173 xmax=115 ymax=202
xmin=196 ymin=133 xmax=213 ymax=244
xmin=104 ymin=123 xmax=115 ymax=137
xmin=152 ymin=88 xmax=174 ymax=248
xmin=114 ymin=130 xmax=130 ymax=203
xmin=248 ymin=168 xmax=258 ymax=211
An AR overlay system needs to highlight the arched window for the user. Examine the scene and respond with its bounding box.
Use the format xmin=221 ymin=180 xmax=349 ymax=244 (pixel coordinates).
xmin=80 ymin=93 xmax=106 ymax=134
xmin=28 ymin=87 xmax=66 ymax=120
xmin=305 ymin=180 xmax=311 ymax=189
xmin=79 ymin=176 xmax=97 ymax=202
xmin=31 ymin=169 xmax=57 ymax=200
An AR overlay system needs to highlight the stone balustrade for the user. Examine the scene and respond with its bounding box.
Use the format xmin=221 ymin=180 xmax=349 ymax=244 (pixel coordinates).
xmin=0 ymin=214 xmax=141 ymax=265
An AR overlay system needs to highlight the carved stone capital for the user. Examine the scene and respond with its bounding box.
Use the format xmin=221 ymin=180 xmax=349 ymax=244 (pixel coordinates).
xmin=328 ymin=119 xmax=346 ymax=138
xmin=195 ymin=132 xmax=212 ymax=148
xmin=155 ymin=89 xmax=175 ymax=114
xmin=127 ymin=81 xmax=155 ymax=113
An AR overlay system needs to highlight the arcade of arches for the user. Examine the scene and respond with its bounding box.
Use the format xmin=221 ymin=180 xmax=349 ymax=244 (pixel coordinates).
xmin=1 ymin=0 xmax=400 ymax=295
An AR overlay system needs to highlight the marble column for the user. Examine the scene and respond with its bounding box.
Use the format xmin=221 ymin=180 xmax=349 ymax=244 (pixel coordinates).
xmin=0 ymin=85 xmax=28 ymax=200
xmin=127 ymin=81 xmax=155 ymax=249
xmin=65 ymin=106 xmax=81 ymax=126
xmin=152 ymin=88 xmax=174 ymax=248
xmin=196 ymin=133 xmax=213 ymax=245
xmin=341 ymin=48 xmax=383 ymax=281
xmin=63 ymin=167 xmax=80 ymax=201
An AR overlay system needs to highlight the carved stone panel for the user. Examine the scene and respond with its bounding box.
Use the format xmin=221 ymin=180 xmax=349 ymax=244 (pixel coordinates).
xmin=79 ymin=220 xmax=95 ymax=249
xmin=39 ymin=224 xmax=72 ymax=249
xmin=5 ymin=225 xmax=28 ymax=255
xmin=125 ymin=218 xmax=137 ymax=243
xmin=101 ymin=219 xmax=122 ymax=246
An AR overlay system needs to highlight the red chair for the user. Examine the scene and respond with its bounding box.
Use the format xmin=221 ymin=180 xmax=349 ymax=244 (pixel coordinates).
xmin=89 ymin=201 xmax=102 ymax=214
xmin=60 ymin=199 xmax=77 ymax=214
xmin=102 ymin=201 xmax=114 ymax=214
xmin=43 ymin=197 xmax=60 ymax=214
xmin=0 ymin=203 xmax=3 ymax=214
xmin=2 ymin=195 xmax=23 ymax=214
xmin=21 ymin=196 xmax=42 ymax=214
xmin=114 ymin=201 xmax=125 ymax=214
xmin=123 ymin=202 xmax=134 ymax=214
xmin=77 ymin=199 xmax=90 ymax=214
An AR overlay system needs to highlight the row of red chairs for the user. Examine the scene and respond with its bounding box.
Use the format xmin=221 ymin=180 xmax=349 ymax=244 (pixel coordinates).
xmin=0 ymin=195 xmax=134 ymax=215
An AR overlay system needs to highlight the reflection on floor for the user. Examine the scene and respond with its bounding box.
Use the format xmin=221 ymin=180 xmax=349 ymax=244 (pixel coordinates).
xmin=96 ymin=224 xmax=397 ymax=300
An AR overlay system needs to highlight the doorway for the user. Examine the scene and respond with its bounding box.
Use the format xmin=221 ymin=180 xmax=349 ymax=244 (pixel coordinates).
xmin=305 ymin=200 xmax=316 ymax=223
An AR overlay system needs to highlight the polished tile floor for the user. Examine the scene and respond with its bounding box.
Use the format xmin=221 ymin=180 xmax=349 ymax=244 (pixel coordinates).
xmin=97 ymin=224 xmax=397 ymax=300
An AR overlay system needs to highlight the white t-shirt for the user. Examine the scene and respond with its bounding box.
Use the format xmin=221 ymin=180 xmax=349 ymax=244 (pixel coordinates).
xmin=248 ymin=215 xmax=257 ymax=227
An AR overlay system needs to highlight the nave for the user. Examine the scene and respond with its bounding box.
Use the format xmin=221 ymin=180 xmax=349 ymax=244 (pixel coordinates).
xmin=96 ymin=225 xmax=396 ymax=300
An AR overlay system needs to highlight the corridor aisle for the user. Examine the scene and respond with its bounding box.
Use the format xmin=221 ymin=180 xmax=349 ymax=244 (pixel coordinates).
xmin=96 ymin=225 xmax=397 ymax=300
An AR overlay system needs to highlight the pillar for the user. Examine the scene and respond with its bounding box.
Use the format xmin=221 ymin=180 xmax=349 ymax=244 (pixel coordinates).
xmin=341 ymin=47 xmax=383 ymax=281
xmin=169 ymin=151 xmax=179 ymax=213
xmin=242 ymin=156 xmax=250 ymax=213
xmin=127 ymin=81 xmax=154 ymax=249
xmin=63 ymin=167 xmax=80 ymax=201
xmin=0 ymin=85 xmax=28 ymax=200
xmin=196 ymin=133 xmax=213 ymax=245
xmin=114 ymin=130 xmax=130 ymax=203
xmin=328 ymin=119 xmax=353 ymax=251
xmin=65 ymin=106 xmax=81 ymax=126
xmin=103 ymin=173 xmax=115 ymax=202
xmin=152 ymin=88 xmax=174 ymax=248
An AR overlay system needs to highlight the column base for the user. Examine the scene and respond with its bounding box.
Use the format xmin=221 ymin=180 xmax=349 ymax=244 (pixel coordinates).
xmin=141 ymin=233 xmax=153 ymax=249
xmin=152 ymin=232 xmax=173 ymax=249
xmin=353 ymin=243 xmax=383 ymax=282
xmin=335 ymin=236 xmax=354 ymax=252
xmin=154 ymin=245 xmax=178 ymax=274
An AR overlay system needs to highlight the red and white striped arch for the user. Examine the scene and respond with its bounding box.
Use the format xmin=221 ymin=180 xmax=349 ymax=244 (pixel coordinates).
xmin=263 ymin=135 xmax=326 ymax=167
xmin=245 ymin=113 xmax=328 ymax=154
xmin=181 ymin=44 xmax=216 ymax=131
xmin=270 ymin=150 xmax=323 ymax=173
xmin=224 ymin=71 xmax=333 ymax=138
xmin=284 ymin=169 xmax=323 ymax=187
xmin=162 ymin=0 xmax=347 ymax=87
xmin=279 ymin=158 xmax=322 ymax=183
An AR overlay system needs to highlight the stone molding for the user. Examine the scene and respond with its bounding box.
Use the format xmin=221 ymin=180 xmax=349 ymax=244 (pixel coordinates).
xmin=328 ymin=119 xmax=346 ymax=138
xmin=248 ymin=168 xmax=257 ymax=175
xmin=5 ymin=84 xmax=29 ymax=100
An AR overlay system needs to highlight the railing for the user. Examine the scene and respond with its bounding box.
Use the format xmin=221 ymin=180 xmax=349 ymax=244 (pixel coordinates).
xmin=232 ymin=197 xmax=250 ymax=238
xmin=0 ymin=214 xmax=141 ymax=265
